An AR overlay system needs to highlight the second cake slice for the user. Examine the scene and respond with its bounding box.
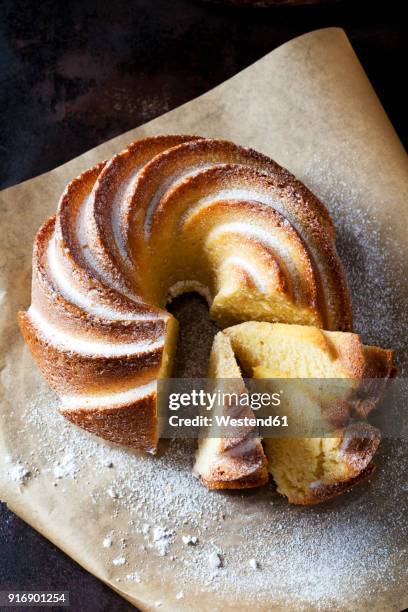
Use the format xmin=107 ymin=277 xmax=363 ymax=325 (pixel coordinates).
xmin=195 ymin=322 xmax=394 ymax=504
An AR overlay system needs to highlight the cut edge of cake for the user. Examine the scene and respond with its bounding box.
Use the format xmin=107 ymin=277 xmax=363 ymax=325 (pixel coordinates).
xmin=193 ymin=331 xmax=269 ymax=489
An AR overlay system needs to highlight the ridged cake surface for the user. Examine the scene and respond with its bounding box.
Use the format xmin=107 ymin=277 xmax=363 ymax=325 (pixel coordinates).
xmin=19 ymin=135 xmax=353 ymax=452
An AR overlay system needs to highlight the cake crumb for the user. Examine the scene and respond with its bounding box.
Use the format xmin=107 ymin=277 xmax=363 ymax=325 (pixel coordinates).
xmin=107 ymin=487 xmax=120 ymax=499
xmin=152 ymin=526 xmax=173 ymax=556
xmin=208 ymin=552 xmax=222 ymax=569
xmin=112 ymin=556 xmax=126 ymax=567
xmin=53 ymin=453 xmax=76 ymax=479
xmin=8 ymin=462 xmax=31 ymax=485
xmin=126 ymin=571 xmax=141 ymax=583
xmin=182 ymin=535 xmax=198 ymax=545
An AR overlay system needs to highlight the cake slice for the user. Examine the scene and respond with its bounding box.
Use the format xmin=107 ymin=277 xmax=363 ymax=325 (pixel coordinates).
xmin=224 ymin=322 xmax=394 ymax=504
xmin=193 ymin=331 xmax=268 ymax=489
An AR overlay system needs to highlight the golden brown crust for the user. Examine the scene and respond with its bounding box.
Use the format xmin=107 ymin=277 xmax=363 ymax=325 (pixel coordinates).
xmin=305 ymin=423 xmax=381 ymax=505
xmin=18 ymin=311 xmax=162 ymax=395
xmin=340 ymin=422 xmax=381 ymax=471
xmin=85 ymin=135 xmax=203 ymax=293
xmin=55 ymin=163 xmax=162 ymax=315
xmin=362 ymin=345 xmax=395 ymax=378
xmin=59 ymin=391 xmax=158 ymax=453
xmin=31 ymin=216 xmax=166 ymax=341
xmin=194 ymin=436 xmax=269 ymax=490
xmin=148 ymin=163 xmax=352 ymax=331
xmin=193 ymin=432 xmax=269 ymax=490
xmin=194 ymin=462 xmax=269 ymax=490
xmin=302 ymin=463 xmax=376 ymax=505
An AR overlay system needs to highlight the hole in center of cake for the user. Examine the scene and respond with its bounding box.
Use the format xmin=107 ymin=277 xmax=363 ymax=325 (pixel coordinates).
xmin=167 ymin=293 xmax=218 ymax=378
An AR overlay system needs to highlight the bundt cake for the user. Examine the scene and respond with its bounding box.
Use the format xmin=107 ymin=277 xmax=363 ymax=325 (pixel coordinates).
xmin=223 ymin=322 xmax=394 ymax=504
xmin=18 ymin=135 xmax=353 ymax=453
xmin=193 ymin=332 xmax=268 ymax=489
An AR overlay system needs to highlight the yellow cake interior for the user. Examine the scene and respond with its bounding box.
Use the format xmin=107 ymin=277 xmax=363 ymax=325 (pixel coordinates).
xmin=137 ymin=199 xmax=322 ymax=329
xmin=193 ymin=330 xmax=268 ymax=489
xmin=222 ymin=322 xmax=387 ymax=504
xmin=193 ymin=332 xmax=244 ymax=480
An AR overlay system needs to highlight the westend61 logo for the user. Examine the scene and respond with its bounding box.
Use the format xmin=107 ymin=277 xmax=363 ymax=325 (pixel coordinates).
xmin=168 ymin=389 xmax=282 ymax=411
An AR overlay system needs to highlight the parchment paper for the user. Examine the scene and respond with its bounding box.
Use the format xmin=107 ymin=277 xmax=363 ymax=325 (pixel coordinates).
xmin=1 ymin=28 xmax=407 ymax=611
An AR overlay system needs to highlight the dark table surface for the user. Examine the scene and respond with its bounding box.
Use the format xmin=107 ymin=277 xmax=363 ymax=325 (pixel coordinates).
xmin=0 ymin=0 xmax=406 ymax=609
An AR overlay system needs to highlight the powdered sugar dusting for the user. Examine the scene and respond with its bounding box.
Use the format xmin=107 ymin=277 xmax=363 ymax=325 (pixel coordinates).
xmin=126 ymin=571 xmax=141 ymax=583
xmin=3 ymin=191 xmax=408 ymax=608
xmin=7 ymin=461 xmax=31 ymax=485
xmin=53 ymin=453 xmax=77 ymax=479
xmin=302 ymin=157 xmax=408 ymax=372
xmin=152 ymin=526 xmax=174 ymax=557
xmin=103 ymin=535 xmax=113 ymax=549
xmin=112 ymin=556 xmax=127 ymax=567
xmin=7 ymin=298 xmax=407 ymax=611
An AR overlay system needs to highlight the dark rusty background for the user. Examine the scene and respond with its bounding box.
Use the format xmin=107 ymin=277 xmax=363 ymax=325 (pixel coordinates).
xmin=203 ymin=0 xmax=340 ymax=6
xmin=0 ymin=0 xmax=406 ymax=190
xmin=0 ymin=0 xmax=406 ymax=610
